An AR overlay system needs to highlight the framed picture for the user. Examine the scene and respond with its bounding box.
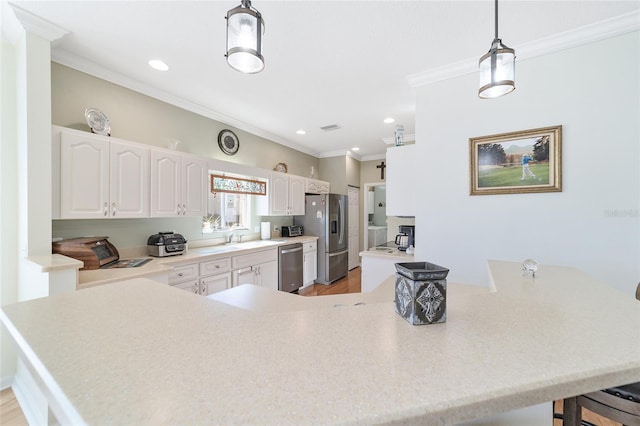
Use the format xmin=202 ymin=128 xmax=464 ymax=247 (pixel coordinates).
xmin=469 ymin=125 xmax=562 ymax=196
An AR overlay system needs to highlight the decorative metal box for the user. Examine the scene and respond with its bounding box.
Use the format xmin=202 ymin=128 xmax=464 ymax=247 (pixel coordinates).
xmin=394 ymin=262 xmax=449 ymax=325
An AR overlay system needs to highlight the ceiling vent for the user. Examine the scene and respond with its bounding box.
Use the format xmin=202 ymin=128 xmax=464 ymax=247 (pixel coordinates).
xmin=320 ymin=124 xmax=341 ymax=132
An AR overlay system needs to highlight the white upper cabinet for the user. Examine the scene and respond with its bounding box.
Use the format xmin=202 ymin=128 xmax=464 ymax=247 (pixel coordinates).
xmin=305 ymin=178 xmax=330 ymax=194
xmin=58 ymin=128 xmax=148 ymax=219
xmin=181 ymin=156 xmax=208 ymax=217
xmin=257 ymin=172 xmax=305 ymax=216
xmin=386 ymin=145 xmax=416 ymax=217
xmin=150 ymin=150 xmax=207 ymax=217
xmin=110 ymin=141 xmax=149 ymax=218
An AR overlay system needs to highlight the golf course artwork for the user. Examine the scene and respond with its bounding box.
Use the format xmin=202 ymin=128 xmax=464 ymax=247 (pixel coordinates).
xmin=469 ymin=125 xmax=562 ymax=195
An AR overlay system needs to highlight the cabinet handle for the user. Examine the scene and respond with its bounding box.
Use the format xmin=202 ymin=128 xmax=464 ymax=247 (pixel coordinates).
xmin=182 ymin=204 xmax=186 ymax=215
xmin=178 ymin=272 xmax=184 ymax=277
xmin=177 ymin=204 xmax=181 ymax=215
xmin=104 ymin=202 xmax=108 ymax=216
xmin=215 ymin=265 xmax=219 ymax=269
xmin=112 ymin=202 xmax=116 ymax=216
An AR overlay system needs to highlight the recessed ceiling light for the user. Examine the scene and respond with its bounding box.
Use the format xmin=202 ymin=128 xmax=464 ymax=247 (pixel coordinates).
xmin=296 ymin=130 xmax=306 ymax=135
xmin=384 ymin=117 xmax=395 ymax=124
xmin=148 ymin=59 xmax=169 ymax=71
xmin=352 ymin=147 xmax=360 ymax=151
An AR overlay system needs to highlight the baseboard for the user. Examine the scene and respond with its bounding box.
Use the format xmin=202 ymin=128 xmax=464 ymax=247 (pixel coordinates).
xmin=0 ymin=374 xmax=14 ymax=390
xmin=12 ymin=360 xmax=48 ymax=426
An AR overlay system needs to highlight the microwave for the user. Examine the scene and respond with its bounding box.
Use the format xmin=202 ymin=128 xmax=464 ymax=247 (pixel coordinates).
xmin=282 ymin=225 xmax=303 ymax=237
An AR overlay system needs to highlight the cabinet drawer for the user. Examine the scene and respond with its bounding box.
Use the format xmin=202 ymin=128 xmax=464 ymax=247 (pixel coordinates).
xmin=303 ymin=241 xmax=317 ymax=253
xmin=200 ymin=257 xmax=231 ymax=276
xmin=232 ymin=248 xmax=277 ymax=269
xmin=168 ymin=263 xmax=199 ymax=284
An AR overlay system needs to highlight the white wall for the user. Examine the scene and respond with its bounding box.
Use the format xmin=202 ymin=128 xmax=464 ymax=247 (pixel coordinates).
xmin=414 ymin=32 xmax=639 ymax=295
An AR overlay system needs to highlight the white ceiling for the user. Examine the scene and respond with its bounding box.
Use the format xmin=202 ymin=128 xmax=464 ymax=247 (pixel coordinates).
xmin=8 ymin=1 xmax=640 ymax=159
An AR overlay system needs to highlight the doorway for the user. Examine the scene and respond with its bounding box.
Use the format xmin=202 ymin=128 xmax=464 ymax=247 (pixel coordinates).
xmin=362 ymin=182 xmax=387 ymax=250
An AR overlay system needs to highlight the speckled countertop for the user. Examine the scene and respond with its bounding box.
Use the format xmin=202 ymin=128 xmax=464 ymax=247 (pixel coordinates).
xmin=2 ymin=260 xmax=639 ymax=425
xmin=76 ymin=236 xmax=318 ymax=289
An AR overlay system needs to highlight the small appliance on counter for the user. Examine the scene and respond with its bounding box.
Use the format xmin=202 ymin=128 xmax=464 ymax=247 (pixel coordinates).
xmin=396 ymin=225 xmax=415 ymax=251
xmin=281 ymin=225 xmax=303 ymax=237
xmin=53 ymin=236 xmax=120 ymax=270
xmin=147 ymin=232 xmax=188 ymax=257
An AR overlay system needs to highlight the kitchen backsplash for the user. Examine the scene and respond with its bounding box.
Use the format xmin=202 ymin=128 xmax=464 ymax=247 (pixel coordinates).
xmin=52 ymin=215 xmax=296 ymax=252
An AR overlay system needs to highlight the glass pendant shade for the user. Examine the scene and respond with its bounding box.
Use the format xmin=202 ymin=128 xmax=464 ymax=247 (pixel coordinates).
xmin=478 ymin=41 xmax=515 ymax=98
xmin=226 ymin=1 xmax=264 ymax=74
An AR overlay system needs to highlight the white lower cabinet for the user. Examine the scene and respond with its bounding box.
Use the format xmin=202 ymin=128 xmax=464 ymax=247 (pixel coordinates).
xmin=231 ymin=249 xmax=278 ymax=290
xmin=169 ymin=257 xmax=232 ymax=296
xmin=302 ymin=241 xmax=317 ymax=286
xmin=200 ymin=272 xmax=232 ymax=295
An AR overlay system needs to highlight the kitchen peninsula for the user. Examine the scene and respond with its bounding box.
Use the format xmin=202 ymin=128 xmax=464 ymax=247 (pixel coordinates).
xmin=2 ymin=260 xmax=639 ymax=425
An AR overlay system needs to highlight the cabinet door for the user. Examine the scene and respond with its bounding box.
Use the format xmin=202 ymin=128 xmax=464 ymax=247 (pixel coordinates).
xmin=233 ymin=267 xmax=256 ymax=287
xmin=182 ymin=156 xmax=207 ymax=217
xmin=256 ymin=260 xmax=278 ymax=291
xmin=386 ymin=145 xmax=416 ymax=216
xmin=110 ymin=141 xmax=149 ymax=218
xmin=170 ymin=279 xmax=200 ymax=294
xmin=288 ymin=175 xmax=306 ymax=215
xmin=60 ymin=131 xmax=110 ymax=219
xmin=150 ymin=150 xmax=181 ymax=217
xmin=303 ymin=250 xmax=317 ymax=285
xmin=269 ymin=172 xmax=289 ymax=215
xmin=201 ymin=272 xmax=232 ymax=295
xmin=348 ymin=186 xmax=360 ymax=270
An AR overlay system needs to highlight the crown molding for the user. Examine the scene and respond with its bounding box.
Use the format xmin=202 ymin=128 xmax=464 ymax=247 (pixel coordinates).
xmin=51 ymin=50 xmax=322 ymax=158
xmin=317 ymin=149 xmax=362 ymax=161
xmin=8 ymin=3 xmax=69 ymax=42
xmin=360 ymin=153 xmax=386 ymax=162
xmin=407 ymin=10 xmax=640 ymax=88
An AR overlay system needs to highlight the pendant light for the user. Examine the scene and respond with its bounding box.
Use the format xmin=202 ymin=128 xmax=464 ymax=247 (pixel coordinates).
xmin=225 ymin=0 xmax=264 ymax=74
xmin=478 ymin=0 xmax=515 ymax=99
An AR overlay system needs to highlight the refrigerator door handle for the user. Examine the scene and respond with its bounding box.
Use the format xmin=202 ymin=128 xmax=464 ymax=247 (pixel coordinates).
xmin=328 ymin=249 xmax=349 ymax=257
xmin=338 ymin=198 xmax=344 ymax=245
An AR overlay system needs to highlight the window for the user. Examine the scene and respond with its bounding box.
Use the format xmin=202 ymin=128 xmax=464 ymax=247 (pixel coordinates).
xmin=204 ymin=173 xmax=263 ymax=234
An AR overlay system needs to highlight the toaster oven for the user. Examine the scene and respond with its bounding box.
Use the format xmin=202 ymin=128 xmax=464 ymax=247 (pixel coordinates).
xmin=281 ymin=225 xmax=303 ymax=237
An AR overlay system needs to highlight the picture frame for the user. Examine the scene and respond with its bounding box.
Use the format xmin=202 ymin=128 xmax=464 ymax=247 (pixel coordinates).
xmin=469 ymin=125 xmax=562 ymax=196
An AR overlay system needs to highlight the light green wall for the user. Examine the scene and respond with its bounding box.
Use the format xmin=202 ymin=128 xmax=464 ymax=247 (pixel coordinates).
xmin=51 ymin=63 xmax=319 ymax=176
xmin=319 ymin=156 xmax=347 ymax=195
xmin=51 ymin=63 xmax=322 ymax=247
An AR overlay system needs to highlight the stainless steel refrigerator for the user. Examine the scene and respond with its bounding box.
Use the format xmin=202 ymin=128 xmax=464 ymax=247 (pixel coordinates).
xmin=294 ymin=193 xmax=348 ymax=284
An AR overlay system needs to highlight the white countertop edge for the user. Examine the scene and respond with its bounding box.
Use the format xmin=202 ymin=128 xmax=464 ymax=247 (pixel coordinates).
xmin=78 ymin=236 xmax=319 ymax=288
xmin=26 ymin=254 xmax=83 ymax=272
xmin=359 ymin=249 xmax=414 ymax=260
xmin=0 ymin=310 xmax=86 ymax=426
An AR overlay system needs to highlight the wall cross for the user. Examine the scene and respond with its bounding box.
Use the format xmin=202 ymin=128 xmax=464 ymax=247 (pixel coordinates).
xmin=376 ymin=161 xmax=386 ymax=180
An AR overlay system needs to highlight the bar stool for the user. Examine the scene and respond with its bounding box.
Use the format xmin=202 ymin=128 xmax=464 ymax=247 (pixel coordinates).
xmin=562 ymin=283 xmax=640 ymax=426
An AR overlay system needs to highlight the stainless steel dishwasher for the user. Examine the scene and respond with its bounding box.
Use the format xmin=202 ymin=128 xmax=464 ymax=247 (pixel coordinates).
xmin=278 ymin=243 xmax=303 ymax=293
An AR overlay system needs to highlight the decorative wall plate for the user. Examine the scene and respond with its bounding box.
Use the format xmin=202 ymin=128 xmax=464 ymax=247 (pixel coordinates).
xmin=218 ymin=129 xmax=239 ymax=155
xmin=84 ymin=108 xmax=111 ymax=136
xmin=274 ymin=162 xmax=288 ymax=173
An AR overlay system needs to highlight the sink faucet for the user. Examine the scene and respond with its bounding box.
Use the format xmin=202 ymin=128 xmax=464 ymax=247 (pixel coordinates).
xmin=227 ymin=228 xmax=249 ymax=244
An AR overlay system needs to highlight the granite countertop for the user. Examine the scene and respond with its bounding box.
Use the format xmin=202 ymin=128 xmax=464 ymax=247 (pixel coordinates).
xmin=2 ymin=260 xmax=638 ymax=425
xmin=76 ymin=236 xmax=318 ymax=289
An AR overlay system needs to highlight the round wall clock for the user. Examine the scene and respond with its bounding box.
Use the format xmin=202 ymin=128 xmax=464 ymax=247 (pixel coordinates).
xmin=218 ymin=129 xmax=239 ymax=155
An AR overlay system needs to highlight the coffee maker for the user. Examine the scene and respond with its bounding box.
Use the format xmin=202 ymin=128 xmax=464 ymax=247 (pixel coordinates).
xmin=396 ymin=225 xmax=415 ymax=251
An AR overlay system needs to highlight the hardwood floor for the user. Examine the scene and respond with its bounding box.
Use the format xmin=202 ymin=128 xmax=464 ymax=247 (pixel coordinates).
xmin=0 ymin=267 xmax=622 ymax=426
xmin=0 ymin=388 xmax=27 ymax=426
xmin=298 ymin=266 xmax=361 ymax=296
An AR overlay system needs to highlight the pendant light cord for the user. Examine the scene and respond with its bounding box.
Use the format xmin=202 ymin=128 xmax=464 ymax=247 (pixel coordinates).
xmin=494 ymin=0 xmax=499 ymax=40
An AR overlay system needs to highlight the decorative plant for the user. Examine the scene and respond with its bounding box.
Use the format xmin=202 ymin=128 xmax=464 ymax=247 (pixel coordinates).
xmin=202 ymin=214 xmax=221 ymax=228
